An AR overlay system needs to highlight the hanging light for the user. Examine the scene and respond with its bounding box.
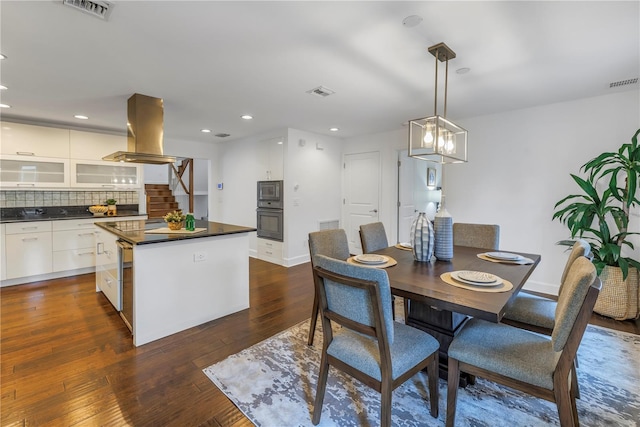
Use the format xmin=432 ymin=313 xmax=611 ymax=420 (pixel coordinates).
xmin=409 ymin=42 xmax=468 ymax=163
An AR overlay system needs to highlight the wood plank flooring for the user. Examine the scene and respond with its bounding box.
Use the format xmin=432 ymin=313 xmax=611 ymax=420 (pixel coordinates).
xmin=1 ymin=258 xmax=638 ymax=426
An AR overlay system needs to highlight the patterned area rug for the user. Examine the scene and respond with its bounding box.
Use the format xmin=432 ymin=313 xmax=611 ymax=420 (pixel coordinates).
xmin=203 ymin=319 xmax=640 ymax=427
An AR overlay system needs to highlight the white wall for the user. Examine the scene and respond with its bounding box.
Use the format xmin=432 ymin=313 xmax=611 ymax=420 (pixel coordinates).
xmin=343 ymin=90 xmax=640 ymax=295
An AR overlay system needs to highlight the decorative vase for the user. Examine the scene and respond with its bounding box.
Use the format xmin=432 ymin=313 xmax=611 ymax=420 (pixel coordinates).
xmin=107 ymin=204 xmax=117 ymax=216
xmin=410 ymin=212 xmax=434 ymax=262
xmin=167 ymin=221 xmax=183 ymax=231
xmin=434 ymin=196 xmax=453 ymax=261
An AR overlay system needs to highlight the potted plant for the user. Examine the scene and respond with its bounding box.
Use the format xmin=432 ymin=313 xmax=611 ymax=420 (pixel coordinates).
xmin=163 ymin=210 xmax=186 ymax=230
xmin=553 ymin=128 xmax=640 ymax=319
xmin=105 ymin=198 xmax=117 ymax=216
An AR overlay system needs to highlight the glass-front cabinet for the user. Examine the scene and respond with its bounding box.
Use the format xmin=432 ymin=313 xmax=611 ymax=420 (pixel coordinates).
xmin=71 ymin=160 xmax=141 ymax=189
xmin=0 ymin=155 xmax=70 ymax=188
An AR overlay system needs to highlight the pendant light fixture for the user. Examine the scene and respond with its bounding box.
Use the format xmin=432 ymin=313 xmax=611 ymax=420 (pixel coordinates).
xmin=408 ymin=42 xmax=468 ymax=163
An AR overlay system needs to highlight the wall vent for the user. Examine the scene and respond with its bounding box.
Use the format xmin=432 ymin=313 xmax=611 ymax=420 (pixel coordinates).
xmin=215 ymin=133 xmax=231 ymax=138
xmin=306 ymin=86 xmax=335 ymax=98
xmin=62 ymin=0 xmax=112 ymax=20
xmin=610 ymin=78 xmax=638 ymax=88
xmin=318 ymin=219 xmax=340 ymax=231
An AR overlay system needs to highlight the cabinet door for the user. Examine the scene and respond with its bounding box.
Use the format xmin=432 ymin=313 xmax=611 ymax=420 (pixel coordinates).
xmin=5 ymin=232 xmax=53 ymax=279
xmin=1 ymin=224 xmax=6 ymax=281
xmin=0 ymin=155 xmax=70 ymax=188
xmin=70 ymin=130 xmax=127 ymax=161
xmin=0 ymin=122 xmax=70 ymax=158
xmin=71 ymin=160 xmax=141 ymax=189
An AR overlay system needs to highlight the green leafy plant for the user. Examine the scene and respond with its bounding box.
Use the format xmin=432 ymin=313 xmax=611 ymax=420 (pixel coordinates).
xmin=105 ymin=199 xmax=117 ymax=205
xmin=163 ymin=210 xmax=186 ymax=223
xmin=553 ymin=128 xmax=640 ymax=279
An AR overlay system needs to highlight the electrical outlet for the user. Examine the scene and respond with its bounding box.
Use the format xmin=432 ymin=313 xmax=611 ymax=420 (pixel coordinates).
xmin=194 ymin=251 xmax=207 ymax=262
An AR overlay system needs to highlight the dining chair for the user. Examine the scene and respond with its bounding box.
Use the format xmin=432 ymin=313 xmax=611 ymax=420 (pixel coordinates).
xmin=445 ymin=257 xmax=600 ymax=427
xmin=307 ymin=229 xmax=351 ymax=346
xmin=359 ymin=222 xmax=404 ymax=322
xmin=452 ymin=223 xmax=500 ymax=250
xmin=311 ymin=254 xmax=439 ymax=426
xmin=359 ymin=222 xmax=389 ymax=253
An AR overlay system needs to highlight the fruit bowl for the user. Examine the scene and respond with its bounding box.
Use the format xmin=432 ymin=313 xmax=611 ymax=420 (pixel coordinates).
xmin=89 ymin=205 xmax=108 ymax=216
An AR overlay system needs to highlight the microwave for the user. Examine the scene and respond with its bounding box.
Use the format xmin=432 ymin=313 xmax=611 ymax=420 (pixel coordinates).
xmin=257 ymin=180 xmax=283 ymax=208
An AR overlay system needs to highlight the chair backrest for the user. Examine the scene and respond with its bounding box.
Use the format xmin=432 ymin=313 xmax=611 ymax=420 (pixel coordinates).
xmin=452 ymin=223 xmax=500 ymax=250
xmin=308 ymin=229 xmax=351 ymax=266
xmin=359 ymin=222 xmax=389 ymax=253
xmin=313 ymin=254 xmax=394 ymax=343
xmin=559 ymin=239 xmax=591 ymax=289
xmin=552 ymin=256 xmax=598 ymax=352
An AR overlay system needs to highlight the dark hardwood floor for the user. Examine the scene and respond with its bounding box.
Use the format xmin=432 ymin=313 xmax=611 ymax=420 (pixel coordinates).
xmin=1 ymin=258 xmax=638 ymax=426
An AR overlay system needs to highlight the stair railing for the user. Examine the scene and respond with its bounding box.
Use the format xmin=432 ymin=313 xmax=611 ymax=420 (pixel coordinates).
xmin=169 ymin=158 xmax=194 ymax=213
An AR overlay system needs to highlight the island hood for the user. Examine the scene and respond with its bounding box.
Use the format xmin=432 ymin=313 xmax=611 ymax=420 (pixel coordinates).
xmin=102 ymin=93 xmax=176 ymax=164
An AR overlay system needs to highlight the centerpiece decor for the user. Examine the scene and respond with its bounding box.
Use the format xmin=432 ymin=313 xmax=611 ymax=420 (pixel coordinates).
xmin=164 ymin=210 xmax=186 ymax=231
xmin=105 ymin=198 xmax=117 ymax=216
xmin=553 ymin=128 xmax=640 ymax=319
xmin=410 ymin=212 xmax=434 ymax=262
xmin=434 ymin=196 xmax=453 ymax=261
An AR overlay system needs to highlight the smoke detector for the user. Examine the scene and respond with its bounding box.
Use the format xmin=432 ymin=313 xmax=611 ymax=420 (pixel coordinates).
xmin=62 ymin=0 xmax=113 ymax=20
xmin=215 ymin=133 xmax=231 ymax=138
xmin=306 ymin=86 xmax=335 ymax=98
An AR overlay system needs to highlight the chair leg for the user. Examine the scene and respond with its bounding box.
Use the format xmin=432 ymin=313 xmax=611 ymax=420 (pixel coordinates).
xmin=308 ymin=294 xmax=319 ymax=346
xmin=570 ymin=362 xmax=581 ymax=400
xmin=446 ymin=358 xmax=460 ymax=427
xmin=403 ymin=298 xmax=410 ymax=323
xmin=312 ymin=354 xmax=330 ymax=425
xmin=380 ymin=380 xmax=392 ymax=427
xmin=553 ymin=370 xmax=577 ymax=427
xmin=427 ymin=353 xmax=439 ymax=418
xmin=391 ymin=296 xmax=397 ymax=320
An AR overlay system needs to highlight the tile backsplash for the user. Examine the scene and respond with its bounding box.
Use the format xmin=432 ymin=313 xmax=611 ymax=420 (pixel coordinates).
xmin=0 ymin=190 xmax=140 ymax=208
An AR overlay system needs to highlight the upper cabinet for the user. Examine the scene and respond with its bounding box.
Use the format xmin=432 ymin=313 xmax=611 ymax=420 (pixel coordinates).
xmin=0 ymin=122 xmax=70 ymax=158
xmin=259 ymin=136 xmax=284 ymax=180
xmin=69 ymin=130 xmax=127 ymax=161
xmin=0 ymin=155 xmax=70 ymax=188
xmin=71 ymin=160 xmax=141 ymax=189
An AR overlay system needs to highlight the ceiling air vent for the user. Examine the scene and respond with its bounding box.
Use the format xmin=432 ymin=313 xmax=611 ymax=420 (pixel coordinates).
xmin=62 ymin=0 xmax=112 ymax=20
xmin=609 ymin=78 xmax=638 ymax=88
xmin=215 ymin=133 xmax=231 ymax=138
xmin=306 ymin=86 xmax=335 ymax=98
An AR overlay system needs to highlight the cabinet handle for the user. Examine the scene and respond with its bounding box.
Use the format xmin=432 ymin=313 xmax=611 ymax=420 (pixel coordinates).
xmin=101 ymin=185 xmax=116 ymax=188
xmin=22 ymin=237 xmax=38 ymax=242
xmin=78 ymin=251 xmax=95 ymax=256
xmin=96 ymin=242 xmax=104 ymax=255
xmin=17 ymin=183 xmax=35 ymax=187
xmin=77 ymin=232 xmax=94 ymax=237
xmin=21 ymin=226 xmax=38 ymax=230
xmin=16 ymin=151 xmax=35 ymax=156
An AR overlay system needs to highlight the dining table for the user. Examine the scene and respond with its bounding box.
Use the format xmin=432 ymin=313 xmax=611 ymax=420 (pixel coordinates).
xmin=372 ymin=244 xmax=541 ymax=384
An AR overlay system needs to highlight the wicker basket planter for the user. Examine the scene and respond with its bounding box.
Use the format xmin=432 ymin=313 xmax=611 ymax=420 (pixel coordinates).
xmin=594 ymin=266 xmax=639 ymax=320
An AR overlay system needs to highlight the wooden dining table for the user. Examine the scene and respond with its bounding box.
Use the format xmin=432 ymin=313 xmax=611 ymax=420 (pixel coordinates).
xmin=373 ymin=245 xmax=541 ymax=384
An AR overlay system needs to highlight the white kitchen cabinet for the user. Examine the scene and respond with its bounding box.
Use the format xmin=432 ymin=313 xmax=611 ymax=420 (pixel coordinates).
xmin=70 ymin=130 xmax=127 ymax=161
xmin=0 ymin=155 xmax=70 ymax=188
xmin=52 ymin=220 xmax=98 ymax=272
xmin=258 ymin=136 xmax=284 ymax=180
xmin=0 ymin=224 xmax=6 ymax=281
xmin=0 ymin=122 xmax=70 ymax=158
xmin=71 ymin=160 xmax=141 ymax=189
xmin=94 ymin=225 xmax=119 ymax=309
xmin=5 ymin=221 xmax=53 ymax=279
xmin=257 ymin=238 xmax=283 ymax=265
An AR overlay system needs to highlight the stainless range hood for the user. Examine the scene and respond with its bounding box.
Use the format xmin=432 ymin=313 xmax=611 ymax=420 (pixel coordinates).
xmin=103 ymin=93 xmax=176 ymax=164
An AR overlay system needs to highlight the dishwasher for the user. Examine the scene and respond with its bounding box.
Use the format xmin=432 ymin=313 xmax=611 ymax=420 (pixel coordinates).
xmin=116 ymin=239 xmax=134 ymax=332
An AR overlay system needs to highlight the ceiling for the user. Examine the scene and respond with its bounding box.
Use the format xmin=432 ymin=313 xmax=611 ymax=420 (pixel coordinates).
xmin=1 ymin=1 xmax=638 ymax=145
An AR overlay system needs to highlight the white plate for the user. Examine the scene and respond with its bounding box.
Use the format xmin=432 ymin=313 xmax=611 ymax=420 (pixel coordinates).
xmin=485 ymin=251 xmax=522 ymax=261
xmin=399 ymin=242 xmax=412 ymax=248
xmin=354 ymin=254 xmax=389 ymax=265
xmin=451 ymin=271 xmax=502 ymax=286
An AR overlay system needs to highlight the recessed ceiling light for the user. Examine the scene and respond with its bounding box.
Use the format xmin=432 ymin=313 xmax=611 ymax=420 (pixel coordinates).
xmin=329 ymin=127 xmax=339 ymax=132
xmin=74 ymin=115 xmax=89 ymax=120
xmin=456 ymin=67 xmax=471 ymax=74
xmin=0 ymin=54 xmax=6 ymax=60
xmin=402 ymin=15 xmax=423 ymax=28
xmin=201 ymin=129 xmax=211 ymax=133
xmin=241 ymin=115 xmax=253 ymax=120
xmin=0 ymin=85 xmax=6 ymax=90
xmin=0 ymin=104 xmax=11 ymax=108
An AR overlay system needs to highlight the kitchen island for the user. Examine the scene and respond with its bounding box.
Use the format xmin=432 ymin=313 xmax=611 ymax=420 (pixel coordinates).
xmin=95 ymin=219 xmax=256 ymax=346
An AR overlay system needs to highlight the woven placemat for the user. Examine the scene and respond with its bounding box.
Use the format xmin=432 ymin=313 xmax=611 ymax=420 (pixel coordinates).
xmin=394 ymin=243 xmax=412 ymax=251
xmin=347 ymin=256 xmax=397 ymax=269
xmin=440 ymin=272 xmax=513 ymax=293
xmin=477 ymin=253 xmax=534 ymax=265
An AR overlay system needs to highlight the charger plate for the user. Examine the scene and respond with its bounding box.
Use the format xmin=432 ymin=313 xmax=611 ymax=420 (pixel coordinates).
xmin=440 ymin=272 xmax=513 ymax=293
xmin=347 ymin=256 xmax=397 ymax=269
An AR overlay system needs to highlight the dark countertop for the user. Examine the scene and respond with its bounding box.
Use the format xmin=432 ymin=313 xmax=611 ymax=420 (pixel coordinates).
xmin=95 ymin=219 xmax=256 ymax=245
xmin=0 ymin=205 xmax=144 ymax=223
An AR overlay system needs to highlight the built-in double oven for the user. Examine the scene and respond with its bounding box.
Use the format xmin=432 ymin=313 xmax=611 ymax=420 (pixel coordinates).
xmin=256 ymin=180 xmax=283 ymax=241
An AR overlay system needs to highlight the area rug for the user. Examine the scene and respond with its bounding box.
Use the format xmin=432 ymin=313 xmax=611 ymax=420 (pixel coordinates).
xmin=203 ymin=319 xmax=640 ymax=427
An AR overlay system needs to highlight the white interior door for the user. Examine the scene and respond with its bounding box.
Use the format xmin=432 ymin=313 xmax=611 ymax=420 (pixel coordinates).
xmin=397 ymin=150 xmax=417 ymax=244
xmin=343 ymin=152 xmax=380 ymax=254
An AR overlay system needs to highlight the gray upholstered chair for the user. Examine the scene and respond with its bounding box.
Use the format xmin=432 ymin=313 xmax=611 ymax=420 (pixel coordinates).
xmin=307 ymin=229 xmax=351 ymax=346
xmin=452 ymin=223 xmax=500 ymax=250
xmin=359 ymin=222 xmax=389 ymax=253
xmin=446 ymin=257 xmax=600 ymax=427
xmin=312 ymin=255 xmax=439 ymax=426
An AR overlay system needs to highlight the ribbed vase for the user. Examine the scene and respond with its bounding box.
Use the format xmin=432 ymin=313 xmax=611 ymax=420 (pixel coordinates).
xmin=434 ymin=207 xmax=453 ymax=261
xmin=410 ymin=212 xmax=434 ymax=262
